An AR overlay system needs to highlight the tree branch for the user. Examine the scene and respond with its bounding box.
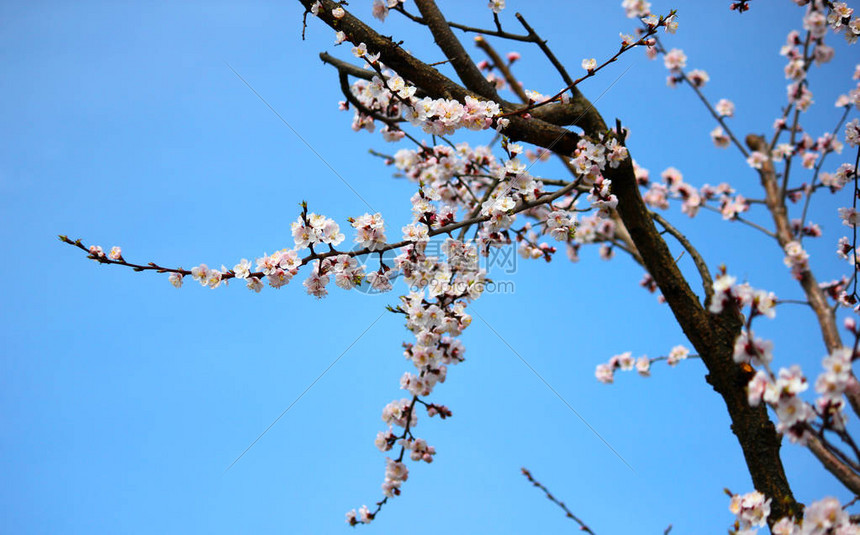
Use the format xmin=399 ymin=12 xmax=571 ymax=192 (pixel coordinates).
xmin=746 ymin=135 xmax=842 ymax=354
xmin=650 ymin=211 xmax=714 ymax=304
xmin=413 ymin=0 xmax=502 ymax=100
xmin=302 ymin=0 xmax=800 ymax=519
xmin=514 ymin=13 xmax=575 ymax=88
xmin=474 ymin=35 xmax=529 ymax=103
xmin=807 ymin=433 xmax=860 ymax=496
xmin=521 ymin=467 xmax=596 ymax=533
xmin=303 ymin=0 xmax=583 ymax=159
xmin=392 ymin=5 xmax=534 ymax=42
xmin=605 ymin=127 xmax=801 ymax=523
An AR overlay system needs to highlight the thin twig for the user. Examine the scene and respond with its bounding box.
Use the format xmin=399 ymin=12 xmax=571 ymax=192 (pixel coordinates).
xmin=698 ymin=204 xmax=777 ymax=238
xmin=499 ymin=20 xmax=666 ymax=119
xmin=650 ymin=211 xmax=714 ymax=302
xmin=652 ymin=35 xmax=748 ymax=158
xmin=780 ymin=31 xmax=814 ymax=197
xmin=514 ymin=13 xmax=575 ymax=87
xmin=392 ymin=5 xmax=533 ymax=42
xmin=62 ymin=180 xmax=582 ymax=283
xmin=521 ymin=467 xmax=596 ymax=534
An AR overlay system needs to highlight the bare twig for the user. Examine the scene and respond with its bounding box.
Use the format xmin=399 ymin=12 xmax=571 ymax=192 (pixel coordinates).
xmin=414 ymin=0 xmax=501 ymax=100
xmin=521 ymin=467 xmax=596 ymax=534
xmin=652 ymin=35 xmax=748 ymax=158
xmin=650 ymin=211 xmax=714 ymax=303
xmin=807 ymin=432 xmax=860 ymax=495
xmin=392 ymin=4 xmax=533 ymax=42
xmin=514 ymin=13 xmax=575 ymax=88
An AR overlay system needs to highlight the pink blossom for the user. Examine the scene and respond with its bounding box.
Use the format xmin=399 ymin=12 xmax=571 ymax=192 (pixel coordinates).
xmin=687 ymin=69 xmax=709 ymax=87
xmin=168 ymin=272 xmax=183 ymax=288
xmin=733 ymin=331 xmax=773 ymax=366
xmin=846 ymin=118 xmax=860 ymax=147
xmin=747 ymin=371 xmax=769 ymax=407
xmin=372 ymin=0 xmax=388 ymax=21
xmin=715 ymin=98 xmax=735 ymax=117
xmin=621 ymin=0 xmax=651 ymax=18
xmin=710 ymin=126 xmax=730 ymax=148
xmin=746 ymin=151 xmax=769 ymax=169
xmin=663 ymin=48 xmax=687 ymax=71
xmin=488 ymin=0 xmax=505 ymax=14
xmin=667 ymin=345 xmax=689 ymax=366
xmin=729 ymin=491 xmax=771 ymax=529
xmin=595 ymin=363 xmax=614 ymax=384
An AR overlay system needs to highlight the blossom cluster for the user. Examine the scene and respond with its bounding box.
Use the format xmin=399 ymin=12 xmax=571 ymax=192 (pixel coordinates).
xmin=370 ymin=0 xmax=404 ymax=22
xmin=345 ymin=72 xmax=502 ymax=137
xmin=783 ymin=240 xmax=811 ymax=279
xmin=346 ymin=237 xmax=481 ymax=524
xmin=636 ymin=161 xmax=753 ymax=220
xmin=743 ymin=340 xmax=856 ymax=444
xmin=746 ymin=126 xmax=849 ymax=178
xmin=747 ymin=366 xmax=814 ymax=442
xmin=706 ymin=269 xmax=859 ymax=446
xmin=594 ymin=345 xmax=690 ymax=383
xmin=639 ymin=165 xmax=702 ymax=217
xmin=335 ymin=21 xmax=651 ymax=271
xmin=571 ymin=136 xmax=626 ymax=212
xmin=386 ymin=138 xmax=586 ymax=263
xmin=728 ymin=492 xmax=860 ymax=534
xmin=729 ymin=490 xmax=771 ymax=532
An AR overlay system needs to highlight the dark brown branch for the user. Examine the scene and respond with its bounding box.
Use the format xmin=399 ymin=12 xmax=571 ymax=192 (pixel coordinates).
xmin=514 ymin=13 xmax=575 ymax=87
xmin=605 ymin=137 xmax=801 ymax=522
xmin=305 ymin=0 xmax=583 ymax=153
xmin=320 ymin=51 xmax=373 ymax=81
xmin=413 ymin=0 xmax=501 ymax=100
xmin=650 ymin=211 xmax=714 ymax=304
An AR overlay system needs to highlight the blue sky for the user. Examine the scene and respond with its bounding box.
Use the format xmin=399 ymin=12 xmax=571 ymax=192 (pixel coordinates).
xmin=2 ymin=1 xmax=858 ymax=533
